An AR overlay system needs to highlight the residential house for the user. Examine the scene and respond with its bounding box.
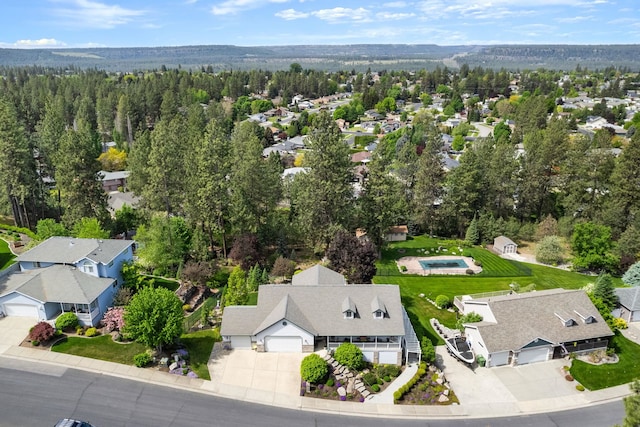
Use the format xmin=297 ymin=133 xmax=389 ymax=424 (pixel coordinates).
xmin=385 ymin=225 xmax=409 ymax=242
xmin=99 ymin=170 xmax=129 ymax=192
xmin=351 ymin=151 xmax=372 ymax=164
xmin=493 ymin=236 xmax=517 ymax=254
xmin=0 ymin=237 xmax=134 ymax=326
xmin=456 ymin=289 xmax=613 ymax=367
xmin=614 ymin=287 xmax=640 ymax=322
xmin=220 ymin=265 xmax=421 ymax=365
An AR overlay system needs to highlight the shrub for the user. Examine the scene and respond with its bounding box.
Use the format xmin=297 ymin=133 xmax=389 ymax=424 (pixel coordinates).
xmin=421 ymin=336 xmax=436 ymax=363
xmin=133 ymin=352 xmax=153 ymax=368
xmin=55 ymin=312 xmax=79 ymax=331
xmin=371 ymin=384 xmax=380 ymax=392
xmin=400 ymin=265 xmax=408 ymax=272
xmin=612 ymin=317 xmax=628 ymax=330
xmin=378 ymin=364 xmax=401 ymax=378
xmin=29 ymin=322 xmax=55 ymax=342
xmin=473 ymin=260 xmax=482 ymax=267
xmin=383 ymin=375 xmax=391 ymax=382
xmin=334 ymin=343 xmax=364 ymax=370
xmin=465 ymin=269 xmax=475 ymax=275
xmin=76 ymin=326 xmax=84 ymax=335
xmin=362 ymin=372 xmax=378 ymax=386
xmin=182 ymin=304 xmax=192 ymax=312
xmin=576 ymin=384 xmax=585 ymax=391
xmin=101 ymin=306 xmax=125 ymax=332
xmin=300 ymin=354 xmax=328 ymax=383
xmin=85 ymin=327 xmax=98 ymax=337
xmin=435 ymin=295 xmax=450 ymax=309
xmin=325 ymin=378 xmax=335 ymax=387
xmin=32 ymin=340 xmax=40 ymax=346
xmin=565 ymin=374 xmax=574 ymax=381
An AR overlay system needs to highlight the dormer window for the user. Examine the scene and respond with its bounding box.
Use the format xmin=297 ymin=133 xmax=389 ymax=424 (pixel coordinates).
xmin=342 ymin=297 xmax=357 ymax=319
xmin=344 ymin=310 xmax=354 ymax=319
xmin=374 ymin=310 xmax=384 ymax=319
xmin=371 ymin=296 xmax=387 ymax=319
xmin=555 ymin=312 xmax=576 ymax=327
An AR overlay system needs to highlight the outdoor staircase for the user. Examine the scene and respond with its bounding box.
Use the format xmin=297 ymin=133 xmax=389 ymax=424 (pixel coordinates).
xmin=321 ymin=352 xmax=372 ymax=399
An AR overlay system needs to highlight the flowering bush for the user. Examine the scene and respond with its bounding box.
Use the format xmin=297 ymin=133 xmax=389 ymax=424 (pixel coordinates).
xmin=102 ymin=306 xmax=125 ymax=332
xmin=29 ymin=321 xmax=55 ymax=342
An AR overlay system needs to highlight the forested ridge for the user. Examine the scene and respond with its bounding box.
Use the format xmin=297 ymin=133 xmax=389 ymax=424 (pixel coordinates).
xmin=1 ymin=44 xmax=639 ymax=72
xmin=0 ymin=63 xmax=639 ymax=280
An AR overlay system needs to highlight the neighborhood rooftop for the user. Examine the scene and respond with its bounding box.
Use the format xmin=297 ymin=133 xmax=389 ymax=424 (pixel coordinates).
xmin=467 ymin=289 xmax=613 ymax=352
xmin=17 ymin=237 xmax=134 ymax=265
xmin=0 ymin=264 xmax=114 ymax=305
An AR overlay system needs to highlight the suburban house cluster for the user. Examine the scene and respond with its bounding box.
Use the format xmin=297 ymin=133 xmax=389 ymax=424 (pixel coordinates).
xmin=221 ymin=265 xmax=421 ymax=365
xmin=455 ymin=289 xmax=613 ymax=367
xmin=0 ymin=237 xmax=134 ymax=326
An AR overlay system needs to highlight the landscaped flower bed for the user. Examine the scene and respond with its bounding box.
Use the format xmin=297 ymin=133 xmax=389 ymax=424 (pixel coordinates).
xmin=303 ymin=376 xmax=365 ymax=402
xmin=394 ymin=363 xmax=458 ymax=405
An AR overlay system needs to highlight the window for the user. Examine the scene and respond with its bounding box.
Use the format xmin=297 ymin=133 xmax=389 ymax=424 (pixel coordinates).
xmin=34 ymin=262 xmax=41 ymax=268
xmin=344 ymin=310 xmax=354 ymax=319
xmin=108 ymin=260 xmax=114 ymax=268
xmin=90 ymin=300 xmax=98 ymax=311
xmin=374 ymin=310 xmax=383 ymax=319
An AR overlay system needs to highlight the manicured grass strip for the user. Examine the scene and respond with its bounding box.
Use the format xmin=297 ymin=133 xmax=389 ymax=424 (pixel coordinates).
xmin=0 ymin=238 xmax=16 ymax=270
xmin=52 ymin=334 xmax=147 ymax=365
xmin=570 ymin=334 xmax=640 ymax=390
xmin=180 ymin=329 xmax=220 ymax=380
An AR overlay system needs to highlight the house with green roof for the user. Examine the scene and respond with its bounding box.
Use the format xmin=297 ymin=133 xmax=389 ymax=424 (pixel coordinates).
xmin=0 ymin=237 xmax=134 ymax=326
xmin=220 ymin=264 xmax=421 ymax=365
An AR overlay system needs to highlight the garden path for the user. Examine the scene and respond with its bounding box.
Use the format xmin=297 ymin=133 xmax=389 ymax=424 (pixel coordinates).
xmin=365 ymin=363 xmax=419 ymax=404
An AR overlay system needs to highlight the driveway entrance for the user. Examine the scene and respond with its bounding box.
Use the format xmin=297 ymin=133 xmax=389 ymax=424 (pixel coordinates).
xmin=207 ymin=347 xmax=304 ymax=405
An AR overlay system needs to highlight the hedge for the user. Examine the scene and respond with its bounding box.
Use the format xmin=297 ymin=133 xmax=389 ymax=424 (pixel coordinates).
xmin=0 ymin=224 xmax=36 ymax=239
xmin=393 ymin=362 xmax=427 ymax=402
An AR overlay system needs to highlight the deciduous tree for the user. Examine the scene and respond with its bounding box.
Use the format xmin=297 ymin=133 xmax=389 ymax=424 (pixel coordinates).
xmin=326 ymin=230 xmax=377 ymax=284
xmin=123 ymin=286 xmax=184 ymax=352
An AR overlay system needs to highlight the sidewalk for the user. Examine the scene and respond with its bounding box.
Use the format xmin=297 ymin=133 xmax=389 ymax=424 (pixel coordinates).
xmin=0 ymin=317 xmax=630 ymax=420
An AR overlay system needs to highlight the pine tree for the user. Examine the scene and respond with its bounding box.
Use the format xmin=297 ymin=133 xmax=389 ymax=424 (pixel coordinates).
xmin=292 ymin=111 xmax=353 ymax=249
xmin=465 ymin=215 xmax=480 ymax=245
xmin=593 ymin=273 xmax=618 ymax=311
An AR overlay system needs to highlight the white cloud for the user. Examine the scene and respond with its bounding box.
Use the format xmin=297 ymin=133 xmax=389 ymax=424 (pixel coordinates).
xmin=13 ymin=38 xmax=67 ymax=48
xmin=50 ymin=0 xmax=146 ymax=29
xmin=376 ymin=12 xmax=415 ymax=20
xmin=275 ymin=9 xmax=309 ymax=20
xmin=383 ymin=1 xmax=408 ymax=7
xmin=311 ymin=7 xmax=372 ymax=23
xmin=212 ymin=0 xmax=289 ymax=15
xmin=556 ymin=15 xmax=592 ymax=23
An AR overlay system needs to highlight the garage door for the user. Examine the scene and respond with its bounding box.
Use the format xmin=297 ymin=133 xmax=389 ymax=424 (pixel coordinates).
xmin=517 ymin=347 xmax=549 ymax=365
xmin=264 ymin=336 xmax=302 ymax=352
xmin=3 ymin=304 xmax=38 ymax=318
xmin=362 ymin=351 xmax=374 ymax=363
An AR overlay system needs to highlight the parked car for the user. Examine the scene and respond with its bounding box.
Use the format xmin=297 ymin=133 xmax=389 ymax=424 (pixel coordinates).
xmin=54 ymin=419 xmax=94 ymax=427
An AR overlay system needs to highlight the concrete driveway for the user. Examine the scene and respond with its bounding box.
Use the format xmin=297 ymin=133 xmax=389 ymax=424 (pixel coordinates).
xmin=206 ymin=347 xmax=304 ymax=407
xmin=435 ymin=346 xmax=585 ymax=417
xmin=0 ymin=316 xmax=37 ymax=352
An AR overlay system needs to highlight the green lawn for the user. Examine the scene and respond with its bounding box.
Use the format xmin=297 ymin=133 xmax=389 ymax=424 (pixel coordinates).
xmin=570 ymin=334 xmax=640 ymax=390
xmin=180 ymin=329 xmax=220 ymax=380
xmin=52 ymin=329 xmax=220 ymax=380
xmin=0 ymin=238 xmax=16 ymax=270
xmin=375 ymin=235 xmax=602 ymax=344
xmin=51 ymin=334 xmax=147 ymax=365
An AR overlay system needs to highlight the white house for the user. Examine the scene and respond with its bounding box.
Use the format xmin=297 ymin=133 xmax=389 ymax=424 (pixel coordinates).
xmin=0 ymin=237 xmax=134 ymax=326
xmin=614 ymin=287 xmax=640 ymax=322
xmin=456 ymin=289 xmax=612 ymax=367
xmin=220 ymin=265 xmax=421 ymax=365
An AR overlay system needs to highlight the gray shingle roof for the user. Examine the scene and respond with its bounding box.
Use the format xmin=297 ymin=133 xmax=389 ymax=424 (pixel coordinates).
xmin=17 ymin=237 xmax=133 ymax=265
xmin=616 ymin=287 xmax=640 ymax=311
xmin=291 ymin=264 xmax=346 ymax=286
xmin=467 ymin=289 xmax=612 ymax=353
xmin=221 ymin=266 xmax=404 ymax=338
xmin=0 ymin=265 xmax=114 ymax=304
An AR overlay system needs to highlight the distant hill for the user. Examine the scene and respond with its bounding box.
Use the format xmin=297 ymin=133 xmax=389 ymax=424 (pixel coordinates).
xmin=0 ymin=44 xmax=638 ymax=72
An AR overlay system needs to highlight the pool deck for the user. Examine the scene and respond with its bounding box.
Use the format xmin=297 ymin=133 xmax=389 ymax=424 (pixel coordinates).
xmin=397 ymin=255 xmax=483 ymax=276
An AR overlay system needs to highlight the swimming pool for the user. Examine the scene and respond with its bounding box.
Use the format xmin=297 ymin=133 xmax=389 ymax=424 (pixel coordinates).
xmin=419 ymin=259 xmax=469 ymax=270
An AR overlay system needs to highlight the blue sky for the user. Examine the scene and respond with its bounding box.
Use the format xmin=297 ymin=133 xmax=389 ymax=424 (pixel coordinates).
xmin=0 ymin=0 xmax=638 ymax=48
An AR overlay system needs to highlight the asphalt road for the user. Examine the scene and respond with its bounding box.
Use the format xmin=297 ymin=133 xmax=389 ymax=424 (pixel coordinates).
xmin=0 ymin=357 xmax=624 ymax=427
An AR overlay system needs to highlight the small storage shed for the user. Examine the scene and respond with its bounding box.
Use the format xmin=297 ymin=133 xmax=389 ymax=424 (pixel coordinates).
xmin=494 ymin=236 xmax=517 ymax=254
